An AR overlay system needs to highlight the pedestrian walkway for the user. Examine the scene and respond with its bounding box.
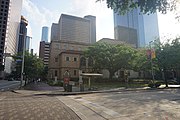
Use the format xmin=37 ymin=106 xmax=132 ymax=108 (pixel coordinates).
xmin=23 ymin=82 xmax=64 ymax=91
xmin=0 ymin=92 xmax=81 ymax=120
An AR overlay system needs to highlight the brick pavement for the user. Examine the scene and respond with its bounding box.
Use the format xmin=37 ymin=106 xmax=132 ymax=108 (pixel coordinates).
xmin=0 ymin=92 xmax=81 ymax=120
xmin=23 ymin=82 xmax=63 ymax=91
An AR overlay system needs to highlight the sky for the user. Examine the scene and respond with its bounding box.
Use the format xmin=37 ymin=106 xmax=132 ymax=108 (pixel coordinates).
xmin=22 ymin=0 xmax=180 ymax=55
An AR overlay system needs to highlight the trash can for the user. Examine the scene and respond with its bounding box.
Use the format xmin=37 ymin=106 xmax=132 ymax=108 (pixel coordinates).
xmin=64 ymin=84 xmax=68 ymax=92
xmin=80 ymin=84 xmax=84 ymax=92
xmin=68 ymin=85 xmax=72 ymax=92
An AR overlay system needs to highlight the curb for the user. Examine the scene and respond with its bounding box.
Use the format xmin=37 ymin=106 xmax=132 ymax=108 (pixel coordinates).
xmin=12 ymin=87 xmax=180 ymax=96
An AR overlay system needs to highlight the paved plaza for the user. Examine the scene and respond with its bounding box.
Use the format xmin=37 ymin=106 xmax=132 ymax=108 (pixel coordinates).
xmin=58 ymin=89 xmax=180 ymax=120
xmin=0 ymin=82 xmax=180 ymax=120
xmin=0 ymin=92 xmax=80 ymax=120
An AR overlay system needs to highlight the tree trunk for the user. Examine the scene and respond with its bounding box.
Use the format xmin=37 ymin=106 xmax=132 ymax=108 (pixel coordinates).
xmin=109 ymin=70 xmax=114 ymax=80
xmin=164 ymin=69 xmax=168 ymax=88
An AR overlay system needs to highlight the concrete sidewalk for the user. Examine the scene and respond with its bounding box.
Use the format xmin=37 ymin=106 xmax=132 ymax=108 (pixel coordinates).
xmin=14 ymin=82 xmax=180 ymax=96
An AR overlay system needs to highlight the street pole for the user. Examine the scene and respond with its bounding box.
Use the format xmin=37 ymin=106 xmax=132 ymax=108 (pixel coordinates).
xmin=20 ymin=35 xmax=26 ymax=88
xmin=149 ymin=41 xmax=155 ymax=84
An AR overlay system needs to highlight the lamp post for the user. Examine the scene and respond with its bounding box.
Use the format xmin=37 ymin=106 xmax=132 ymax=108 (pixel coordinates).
xmin=149 ymin=41 xmax=155 ymax=84
xmin=20 ymin=35 xmax=27 ymax=88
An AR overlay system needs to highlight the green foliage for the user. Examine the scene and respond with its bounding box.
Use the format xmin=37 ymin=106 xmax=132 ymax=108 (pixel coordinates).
xmin=131 ymin=49 xmax=150 ymax=71
xmin=97 ymin=0 xmax=177 ymax=14
xmin=85 ymin=38 xmax=180 ymax=80
xmin=84 ymin=43 xmax=136 ymax=78
xmin=12 ymin=52 xmax=45 ymax=80
xmin=155 ymin=38 xmax=180 ymax=70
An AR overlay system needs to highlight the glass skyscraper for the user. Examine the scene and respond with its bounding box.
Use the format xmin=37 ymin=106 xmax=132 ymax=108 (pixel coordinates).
xmin=41 ymin=26 xmax=49 ymax=42
xmin=114 ymin=8 xmax=159 ymax=47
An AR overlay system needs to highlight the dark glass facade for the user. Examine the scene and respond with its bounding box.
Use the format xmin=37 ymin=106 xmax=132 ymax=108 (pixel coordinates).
xmin=114 ymin=8 xmax=159 ymax=47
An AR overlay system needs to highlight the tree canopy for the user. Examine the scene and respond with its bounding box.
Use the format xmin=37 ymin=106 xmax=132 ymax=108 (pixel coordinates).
xmin=84 ymin=38 xmax=180 ymax=81
xmin=84 ymin=43 xmax=135 ymax=78
xmin=11 ymin=52 xmax=45 ymax=81
xmin=97 ymin=0 xmax=177 ymax=14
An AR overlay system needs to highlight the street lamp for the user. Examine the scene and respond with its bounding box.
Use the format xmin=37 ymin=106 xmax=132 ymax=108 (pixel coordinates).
xmin=20 ymin=35 xmax=27 ymax=88
xmin=149 ymin=41 xmax=155 ymax=84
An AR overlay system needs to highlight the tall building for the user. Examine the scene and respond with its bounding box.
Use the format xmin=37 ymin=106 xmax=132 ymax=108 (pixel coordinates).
xmin=17 ymin=16 xmax=28 ymax=54
xmin=84 ymin=15 xmax=96 ymax=44
xmin=26 ymin=36 xmax=31 ymax=52
xmin=48 ymin=14 xmax=96 ymax=80
xmin=39 ymin=41 xmax=50 ymax=66
xmin=0 ymin=0 xmax=22 ymax=75
xmin=114 ymin=9 xmax=159 ymax=47
xmin=51 ymin=23 xmax=59 ymax=41
xmin=41 ymin=26 xmax=49 ymax=42
xmin=51 ymin=14 xmax=96 ymax=44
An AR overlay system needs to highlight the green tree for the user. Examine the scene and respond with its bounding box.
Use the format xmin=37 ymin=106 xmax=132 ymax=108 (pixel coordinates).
xmin=131 ymin=49 xmax=150 ymax=72
xmin=85 ymin=43 xmax=135 ymax=79
xmin=12 ymin=52 xmax=44 ymax=82
xmin=97 ymin=0 xmax=177 ymax=14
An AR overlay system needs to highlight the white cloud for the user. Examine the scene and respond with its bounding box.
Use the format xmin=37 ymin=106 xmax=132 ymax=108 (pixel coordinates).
xmin=158 ymin=12 xmax=180 ymax=42
xmin=22 ymin=0 xmax=47 ymax=26
xmin=22 ymin=0 xmax=114 ymax=54
xmin=22 ymin=0 xmax=59 ymax=54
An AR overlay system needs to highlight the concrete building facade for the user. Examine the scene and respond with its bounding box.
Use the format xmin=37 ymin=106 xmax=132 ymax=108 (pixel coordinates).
xmin=48 ymin=14 xmax=96 ymax=80
xmin=0 ymin=0 xmax=22 ymax=75
xmin=39 ymin=41 xmax=50 ymax=66
xmin=51 ymin=23 xmax=59 ymax=41
xmin=51 ymin=14 xmax=96 ymax=44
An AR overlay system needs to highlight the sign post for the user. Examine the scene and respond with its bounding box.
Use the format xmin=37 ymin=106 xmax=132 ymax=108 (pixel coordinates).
xmin=63 ymin=70 xmax=70 ymax=92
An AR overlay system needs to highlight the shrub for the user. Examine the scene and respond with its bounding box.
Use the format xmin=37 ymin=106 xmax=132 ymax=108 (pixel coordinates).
xmin=148 ymin=82 xmax=161 ymax=88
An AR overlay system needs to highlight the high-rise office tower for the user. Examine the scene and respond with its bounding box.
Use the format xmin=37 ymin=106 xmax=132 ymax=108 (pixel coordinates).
xmin=114 ymin=9 xmax=159 ymax=47
xmin=51 ymin=14 xmax=96 ymax=44
xmin=26 ymin=36 xmax=31 ymax=52
xmin=39 ymin=41 xmax=50 ymax=66
xmin=41 ymin=26 xmax=49 ymax=42
xmin=18 ymin=16 xmax=28 ymax=54
xmin=84 ymin=15 xmax=96 ymax=44
xmin=51 ymin=23 xmax=59 ymax=41
xmin=0 ymin=0 xmax=22 ymax=75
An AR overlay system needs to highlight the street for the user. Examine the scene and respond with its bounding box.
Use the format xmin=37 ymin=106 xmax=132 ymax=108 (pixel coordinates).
xmin=0 ymin=80 xmax=20 ymax=91
xmin=58 ymin=89 xmax=180 ymax=120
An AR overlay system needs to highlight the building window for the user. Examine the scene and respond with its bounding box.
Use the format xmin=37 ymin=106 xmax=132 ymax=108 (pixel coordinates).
xmin=66 ymin=57 xmax=70 ymax=61
xmin=55 ymin=70 xmax=57 ymax=76
xmin=70 ymin=46 xmax=74 ymax=50
xmin=74 ymin=70 xmax=77 ymax=76
xmin=55 ymin=57 xmax=58 ymax=62
xmin=74 ymin=57 xmax=77 ymax=62
xmin=64 ymin=45 xmax=67 ymax=50
xmin=78 ymin=47 xmax=81 ymax=51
